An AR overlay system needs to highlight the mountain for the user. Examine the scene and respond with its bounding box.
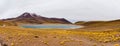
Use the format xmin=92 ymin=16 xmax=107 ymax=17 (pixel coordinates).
xmin=2 ymin=12 xmax=72 ymax=24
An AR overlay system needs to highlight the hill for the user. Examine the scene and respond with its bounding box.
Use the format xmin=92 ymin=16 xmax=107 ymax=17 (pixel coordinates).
xmin=75 ymin=20 xmax=120 ymax=27
xmin=0 ymin=20 xmax=17 ymax=26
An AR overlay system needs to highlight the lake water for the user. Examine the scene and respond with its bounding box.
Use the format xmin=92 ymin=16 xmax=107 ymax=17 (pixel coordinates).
xmin=22 ymin=24 xmax=82 ymax=29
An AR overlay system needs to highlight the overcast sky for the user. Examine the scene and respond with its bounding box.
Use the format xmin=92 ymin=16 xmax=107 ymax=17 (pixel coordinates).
xmin=0 ymin=0 xmax=120 ymax=22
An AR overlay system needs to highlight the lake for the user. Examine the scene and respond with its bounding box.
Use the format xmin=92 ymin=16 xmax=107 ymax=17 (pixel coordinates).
xmin=22 ymin=24 xmax=82 ymax=29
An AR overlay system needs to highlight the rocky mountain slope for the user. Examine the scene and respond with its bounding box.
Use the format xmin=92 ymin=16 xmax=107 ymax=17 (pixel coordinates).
xmin=2 ymin=12 xmax=72 ymax=24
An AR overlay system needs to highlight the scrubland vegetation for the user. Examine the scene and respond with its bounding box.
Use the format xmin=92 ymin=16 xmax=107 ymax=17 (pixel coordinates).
xmin=0 ymin=26 xmax=120 ymax=46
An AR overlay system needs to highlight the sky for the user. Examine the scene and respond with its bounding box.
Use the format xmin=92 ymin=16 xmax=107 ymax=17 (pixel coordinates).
xmin=0 ymin=0 xmax=120 ymax=22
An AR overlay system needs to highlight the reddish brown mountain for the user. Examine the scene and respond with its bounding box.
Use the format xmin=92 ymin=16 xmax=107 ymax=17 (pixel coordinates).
xmin=2 ymin=12 xmax=72 ymax=24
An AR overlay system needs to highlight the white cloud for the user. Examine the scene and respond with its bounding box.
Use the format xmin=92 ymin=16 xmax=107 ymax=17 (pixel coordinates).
xmin=0 ymin=0 xmax=120 ymax=22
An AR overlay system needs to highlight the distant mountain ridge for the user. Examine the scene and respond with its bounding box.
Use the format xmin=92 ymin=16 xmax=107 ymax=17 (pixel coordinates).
xmin=2 ymin=12 xmax=72 ymax=24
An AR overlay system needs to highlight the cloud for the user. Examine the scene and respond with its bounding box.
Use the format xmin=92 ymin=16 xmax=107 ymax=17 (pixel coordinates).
xmin=0 ymin=0 xmax=120 ymax=22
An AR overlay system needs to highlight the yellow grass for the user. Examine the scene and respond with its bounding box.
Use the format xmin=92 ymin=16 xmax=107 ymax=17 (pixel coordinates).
xmin=0 ymin=26 xmax=120 ymax=46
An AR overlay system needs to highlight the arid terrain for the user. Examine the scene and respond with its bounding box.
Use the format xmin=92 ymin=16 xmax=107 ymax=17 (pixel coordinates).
xmin=0 ymin=25 xmax=120 ymax=46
